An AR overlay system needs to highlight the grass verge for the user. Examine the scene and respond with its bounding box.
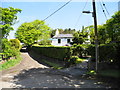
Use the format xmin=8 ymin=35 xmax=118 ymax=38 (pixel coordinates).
xmin=42 ymin=59 xmax=63 ymax=69
xmin=98 ymin=69 xmax=120 ymax=78
xmin=75 ymin=57 xmax=86 ymax=64
xmin=0 ymin=55 xmax=22 ymax=71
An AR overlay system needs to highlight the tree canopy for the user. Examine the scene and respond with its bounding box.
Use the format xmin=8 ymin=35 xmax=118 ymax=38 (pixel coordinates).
xmin=82 ymin=11 xmax=120 ymax=44
xmin=72 ymin=29 xmax=88 ymax=45
xmin=0 ymin=7 xmax=21 ymax=60
xmin=15 ymin=20 xmax=51 ymax=46
xmin=51 ymin=28 xmax=76 ymax=38
xmin=0 ymin=7 xmax=21 ymax=38
xmin=105 ymin=11 xmax=120 ymax=42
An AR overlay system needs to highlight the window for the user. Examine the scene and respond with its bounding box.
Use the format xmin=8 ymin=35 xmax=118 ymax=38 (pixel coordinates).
xmin=58 ymin=39 xmax=61 ymax=43
xmin=67 ymin=39 xmax=70 ymax=43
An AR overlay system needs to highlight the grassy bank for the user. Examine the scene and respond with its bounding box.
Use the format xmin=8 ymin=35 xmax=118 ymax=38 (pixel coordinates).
xmin=98 ymin=69 xmax=120 ymax=78
xmin=42 ymin=59 xmax=63 ymax=69
xmin=0 ymin=55 xmax=22 ymax=71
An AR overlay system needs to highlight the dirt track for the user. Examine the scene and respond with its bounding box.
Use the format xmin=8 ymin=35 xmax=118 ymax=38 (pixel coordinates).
xmin=0 ymin=52 xmax=110 ymax=89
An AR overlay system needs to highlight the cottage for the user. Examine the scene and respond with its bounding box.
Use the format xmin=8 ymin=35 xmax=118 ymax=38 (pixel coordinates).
xmin=51 ymin=30 xmax=73 ymax=46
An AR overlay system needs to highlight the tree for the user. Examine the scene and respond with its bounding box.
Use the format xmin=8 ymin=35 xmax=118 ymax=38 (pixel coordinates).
xmin=51 ymin=29 xmax=64 ymax=38
xmin=51 ymin=28 xmax=76 ymax=38
xmin=15 ymin=20 xmax=51 ymax=46
xmin=63 ymin=28 xmax=76 ymax=34
xmin=105 ymin=11 xmax=120 ymax=42
xmin=72 ymin=29 xmax=88 ymax=45
xmin=0 ymin=7 xmax=21 ymax=38
xmin=0 ymin=7 xmax=21 ymax=60
xmin=84 ymin=25 xmax=95 ymax=44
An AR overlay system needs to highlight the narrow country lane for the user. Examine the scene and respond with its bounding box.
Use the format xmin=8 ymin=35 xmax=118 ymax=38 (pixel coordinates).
xmin=0 ymin=52 xmax=110 ymax=89
xmin=0 ymin=52 xmax=48 ymax=89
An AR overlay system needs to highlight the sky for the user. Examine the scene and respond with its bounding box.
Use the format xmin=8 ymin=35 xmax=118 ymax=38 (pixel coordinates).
xmin=1 ymin=0 xmax=120 ymax=39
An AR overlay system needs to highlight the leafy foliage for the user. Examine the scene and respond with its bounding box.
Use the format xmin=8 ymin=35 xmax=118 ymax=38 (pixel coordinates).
xmin=51 ymin=28 xmax=76 ymax=38
xmin=68 ymin=56 xmax=79 ymax=65
xmin=71 ymin=44 xmax=84 ymax=57
xmin=2 ymin=39 xmax=20 ymax=60
xmin=105 ymin=11 xmax=120 ymax=42
xmin=72 ymin=30 xmax=88 ymax=45
xmin=38 ymin=39 xmax=51 ymax=45
xmin=0 ymin=7 xmax=21 ymax=38
xmin=10 ymin=39 xmax=21 ymax=50
xmin=83 ymin=11 xmax=120 ymax=44
xmin=86 ymin=43 xmax=119 ymax=63
xmin=83 ymin=25 xmax=95 ymax=44
xmin=15 ymin=20 xmax=51 ymax=46
xmin=0 ymin=7 xmax=21 ymax=61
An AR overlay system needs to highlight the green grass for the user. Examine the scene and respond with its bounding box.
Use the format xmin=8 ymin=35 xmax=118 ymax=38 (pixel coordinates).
xmin=98 ymin=69 xmax=120 ymax=78
xmin=0 ymin=53 xmax=2 ymax=60
xmin=86 ymin=70 xmax=97 ymax=75
xmin=0 ymin=56 xmax=2 ymax=60
xmin=0 ymin=55 xmax=22 ymax=71
xmin=75 ymin=58 xmax=86 ymax=64
xmin=42 ymin=59 xmax=63 ymax=69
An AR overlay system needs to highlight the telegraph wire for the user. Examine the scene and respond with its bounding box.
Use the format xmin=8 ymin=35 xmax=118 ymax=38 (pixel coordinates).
xmin=43 ymin=0 xmax=72 ymax=21
xmin=101 ymin=0 xmax=110 ymax=17
xmin=74 ymin=0 xmax=88 ymax=29
xmin=99 ymin=1 xmax=107 ymax=20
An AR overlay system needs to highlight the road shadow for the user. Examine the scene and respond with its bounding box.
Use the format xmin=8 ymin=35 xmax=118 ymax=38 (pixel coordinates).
xmin=12 ymin=67 xmax=107 ymax=88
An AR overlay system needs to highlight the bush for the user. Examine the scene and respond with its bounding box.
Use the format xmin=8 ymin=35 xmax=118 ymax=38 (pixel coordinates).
xmin=69 ymin=56 xmax=79 ymax=65
xmin=10 ymin=39 xmax=21 ymax=50
xmin=86 ymin=44 xmax=95 ymax=57
xmin=31 ymin=45 xmax=71 ymax=61
xmin=71 ymin=44 xmax=84 ymax=57
xmin=86 ymin=43 xmax=118 ymax=63
xmin=2 ymin=39 xmax=20 ymax=60
xmin=66 ymin=56 xmax=84 ymax=67
xmin=2 ymin=39 xmax=13 ymax=59
xmin=99 ymin=44 xmax=116 ymax=62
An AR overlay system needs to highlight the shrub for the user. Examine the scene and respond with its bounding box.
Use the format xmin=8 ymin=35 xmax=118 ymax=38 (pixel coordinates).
xmin=2 ymin=39 xmax=13 ymax=59
xmin=86 ymin=44 xmax=95 ymax=57
xmin=2 ymin=39 xmax=20 ymax=60
xmin=66 ymin=56 xmax=84 ymax=66
xmin=99 ymin=44 xmax=116 ymax=62
xmin=69 ymin=56 xmax=79 ymax=65
xmin=71 ymin=44 xmax=84 ymax=57
xmin=75 ymin=58 xmax=84 ymax=64
xmin=86 ymin=43 xmax=118 ymax=63
xmin=10 ymin=39 xmax=21 ymax=50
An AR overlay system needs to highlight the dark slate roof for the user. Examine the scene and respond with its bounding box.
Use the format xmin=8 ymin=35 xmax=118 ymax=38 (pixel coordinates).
xmin=53 ymin=34 xmax=73 ymax=39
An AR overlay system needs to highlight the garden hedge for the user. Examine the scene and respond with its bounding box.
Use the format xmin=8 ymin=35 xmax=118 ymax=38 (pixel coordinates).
xmin=87 ymin=43 xmax=118 ymax=63
xmin=31 ymin=45 xmax=71 ymax=61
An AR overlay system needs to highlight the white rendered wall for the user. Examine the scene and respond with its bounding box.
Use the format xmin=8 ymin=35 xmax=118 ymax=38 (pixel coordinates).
xmin=51 ymin=38 xmax=72 ymax=46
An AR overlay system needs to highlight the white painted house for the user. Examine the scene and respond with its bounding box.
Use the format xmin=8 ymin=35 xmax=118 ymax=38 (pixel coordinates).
xmin=51 ymin=30 xmax=73 ymax=46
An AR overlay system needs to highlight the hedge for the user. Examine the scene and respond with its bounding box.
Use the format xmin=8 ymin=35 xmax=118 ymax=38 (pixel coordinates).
xmin=87 ymin=43 xmax=118 ymax=63
xmin=31 ymin=45 xmax=71 ymax=61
